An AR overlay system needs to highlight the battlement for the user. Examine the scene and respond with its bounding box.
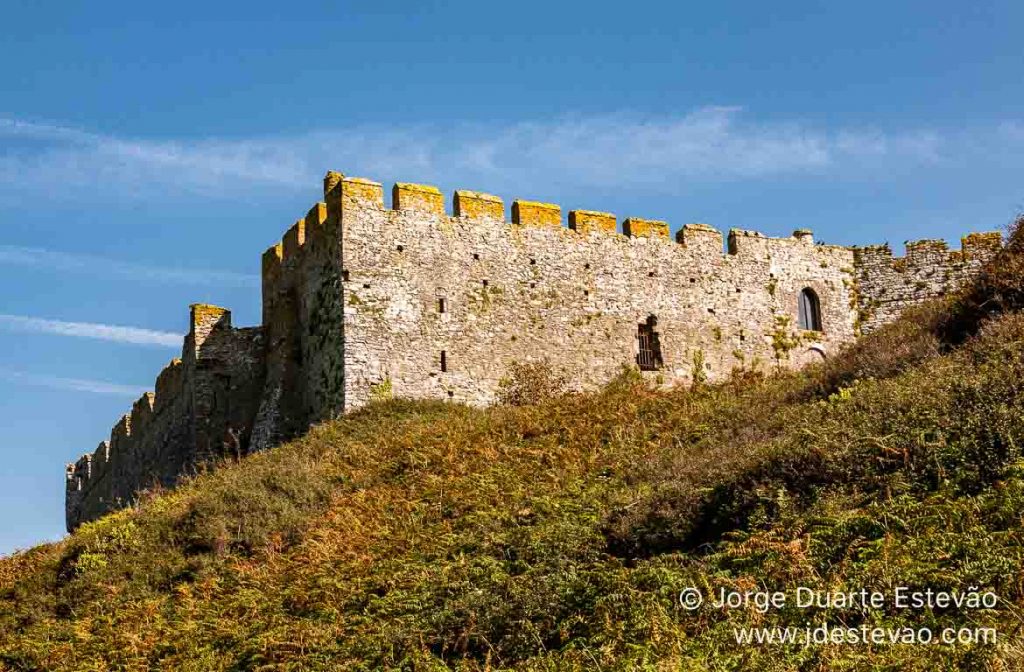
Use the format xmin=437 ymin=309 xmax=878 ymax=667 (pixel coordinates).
xmin=341 ymin=176 xmax=384 ymax=209
xmin=568 ymin=210 xmax=616 ymax=235
xmin=394 ymin=183 xmax=445 ymax=216
xmin=854 ymin=232 xmax=1003 ymax=333
xmin=623 ymin=217 xmax=669 ymax=239
xmin=512 ymin=200 xmax=561 ymax=228
xmin=66 ymin=167 xmax=1005 ymax=532
xmin=454 ymin=190 xmax=504 ymax=220
xmin=131 ymin=393 xmax=155 ymax=437
xmin=66 ymin=303 xmax=266 ymax=531
xmin=189 ymin=303 xmax=230 ymax=350
xmin=261 ymin=173 xmax=846 ymax=257
xmin=856 ymin=231 xmax=1004 ymax=266
xmin=154 ymin=358 xmax=183 ymax=411
xmin=283 ymin=219 xmax=305 ymax=258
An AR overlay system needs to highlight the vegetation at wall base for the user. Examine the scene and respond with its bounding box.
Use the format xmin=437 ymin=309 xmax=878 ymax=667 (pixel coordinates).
xmin=3 ymin=220 xmax=1024 ymax=671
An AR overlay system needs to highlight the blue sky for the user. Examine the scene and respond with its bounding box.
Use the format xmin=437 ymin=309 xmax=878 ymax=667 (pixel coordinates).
xmin=2 ymin=0 xmax=1023 ymax=555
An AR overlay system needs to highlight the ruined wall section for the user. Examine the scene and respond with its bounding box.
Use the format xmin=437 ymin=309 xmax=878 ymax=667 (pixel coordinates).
xmin=332 ymin=176 xmax=859 ymax=409
xmin=854 ymin=232 xmax=1002 ymax=334
xmin=65 ymin=305 xmax=265 ymax=531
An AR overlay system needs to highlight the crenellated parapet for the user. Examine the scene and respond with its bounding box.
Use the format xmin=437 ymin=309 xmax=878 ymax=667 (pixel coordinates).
xmin=297 ymin=171 xmax=867 ymax=410
xmin=65 ymin=304 xmax=265 ymax=532
xmin=65 ymin=168 xmax=1005 ymax=532
xmin=854 ymin=232 xmax=1003 ymax=334
xmin=394 ymin=183 xmax=445 ymax=216
xmin=568 ymin=210 xmax=616 ymax=235
xmin=512 ymin=200 xmax=561 ymax=228
xmin=454 ymin=190 xmax=504 ymax=221
xmin=623 ymin=217 xmax=669 ymax=239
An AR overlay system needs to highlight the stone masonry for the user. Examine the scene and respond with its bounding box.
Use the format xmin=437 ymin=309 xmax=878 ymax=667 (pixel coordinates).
xmin=64 ymin=170 xmax=1003 ymax=530
xmin=854 ymin=234 xmax=1003 ymax=333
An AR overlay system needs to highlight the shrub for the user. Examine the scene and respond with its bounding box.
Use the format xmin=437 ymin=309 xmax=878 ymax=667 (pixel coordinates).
xmin=796 ymin=299 xmax=945 ymax=400
xmin=495 ymin=360 xmax=569 ymax=406
xmin=940 ymin=215 xmax=1024 ymax=344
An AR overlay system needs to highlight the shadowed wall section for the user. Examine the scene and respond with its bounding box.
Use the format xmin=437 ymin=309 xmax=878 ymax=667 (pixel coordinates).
xmin=65 ymin=305 xmax=264 ymax=530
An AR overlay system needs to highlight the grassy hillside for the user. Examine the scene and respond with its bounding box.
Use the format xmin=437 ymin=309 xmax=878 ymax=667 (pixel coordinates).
xmin=4 ymin=225 xmax=1024 ymax=670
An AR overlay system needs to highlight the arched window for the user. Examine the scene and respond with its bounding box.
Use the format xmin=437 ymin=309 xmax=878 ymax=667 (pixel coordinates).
xmin=798 ymin=288 xmax=822 ymax=332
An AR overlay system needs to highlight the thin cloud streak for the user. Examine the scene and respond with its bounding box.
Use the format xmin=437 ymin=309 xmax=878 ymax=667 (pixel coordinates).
xmin=0 ymin=108 xmax=961 ymax=198
xmin=0 ymin=368 xmax=146 ymax=396
xmin=0 ymin=314 xmax=182 ymax=347
xmin=0 ymin=245 xmax=258 ymax=287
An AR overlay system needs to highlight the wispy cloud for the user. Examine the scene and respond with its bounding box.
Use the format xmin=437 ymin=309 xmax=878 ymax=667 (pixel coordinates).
xmin=0 ymin=245 xmax=257 ymax=287
xmin=0 ymin=368 xmax=146 ymax=396
xmin=0 ymin=314 xmax=181 ymax=347
xmin=1000 ymin=121 xmax=1024 ymax=142
xmin=0 ymin=108 xmax=962 ymax=198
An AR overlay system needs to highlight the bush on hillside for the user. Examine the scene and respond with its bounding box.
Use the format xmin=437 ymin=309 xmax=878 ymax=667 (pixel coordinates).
xmin=495 ymin=360 xmax=569 ymax=406
xmin=939 ymin=214 xmax=1024 ymax=344
xmin=796 ymin=300 xmax=945 ymax=401
xmin=605 ymin=311 xmax=1024 ymax=560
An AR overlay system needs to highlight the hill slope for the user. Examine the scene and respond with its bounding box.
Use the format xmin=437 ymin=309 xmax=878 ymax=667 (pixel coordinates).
xmin=4 ymin=224 xmax=1024 ymax=671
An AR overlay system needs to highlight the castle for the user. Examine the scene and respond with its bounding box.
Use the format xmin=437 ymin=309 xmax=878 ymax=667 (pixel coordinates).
xmin=64 ymin=171 xmax=1004 ymax=531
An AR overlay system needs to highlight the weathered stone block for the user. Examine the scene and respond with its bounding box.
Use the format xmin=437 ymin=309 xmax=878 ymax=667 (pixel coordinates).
xmin=963 ymin=231 xmax=1002 ymax=259
xmin=676 ymin=223 xmax=723 ymax=250
xmin=394 ymin=183 xmax=445 ymax=216
xmin=341 ymin=176 xmax=384 ymax=209
xmin=453 ymin=190 xmax=504 ymax=221
xmin=512 ymin=200 xmax=561 ymax=228
xmin=568 ymin=210 xmax=616 ymax=235
xmin=623 ymin=217 xmax=668 ymax=239
xmin=283 ymin=219 xmax=306 ymax=259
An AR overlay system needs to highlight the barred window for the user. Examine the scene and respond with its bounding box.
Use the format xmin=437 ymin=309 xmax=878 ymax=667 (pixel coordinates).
xmin=637 ymin=316 xmax=664 ymax=371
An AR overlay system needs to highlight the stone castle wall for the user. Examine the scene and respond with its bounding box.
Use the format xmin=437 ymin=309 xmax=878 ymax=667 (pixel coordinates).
xmin=64 ymin=169 xmax=1003 ymax=531
xmin=65 ymin=306 xmax=264 ymax=530
xmin=854 ymin=233 xmax=1003 ymax=333
xmin=328 ymin=179 xmax=857 ymax=410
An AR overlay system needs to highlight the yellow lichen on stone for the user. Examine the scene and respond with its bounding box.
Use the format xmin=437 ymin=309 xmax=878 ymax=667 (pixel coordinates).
xmin=963 ymin=231 xmax=1002 ymax=259
xmin=189 ymin=304 xmax=229 ymax=335
xmin=513 ymin=200 xmax=561 ymax=228
xmin=453 ymin=190 xmax=504 ymax=221
xmin=906 ymin=239 xmax=948 ymax=256
xmin=190 ymin=303 xmax=228 ymax=320
xmin=283 ymin=219 xmax=306 ymax=258
xmin=323 ymin=171 xmax=345 ymax=223
xmin=623 ymin=217 xmax=669 ymax=239
xmin=393 ymin=183 xmax=445 ymax=216
xmin=341 ymin=176 xmax=384 ymax=207
xmin=262 ymin=243 xmax=283 ymax=278
xmin=306 ymin=202 xmax=327 ymax=228
xmin=323 ymin=171 xmax=344 ymax=193
xmin=568 ymin=210 xmax=616 ymax=235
